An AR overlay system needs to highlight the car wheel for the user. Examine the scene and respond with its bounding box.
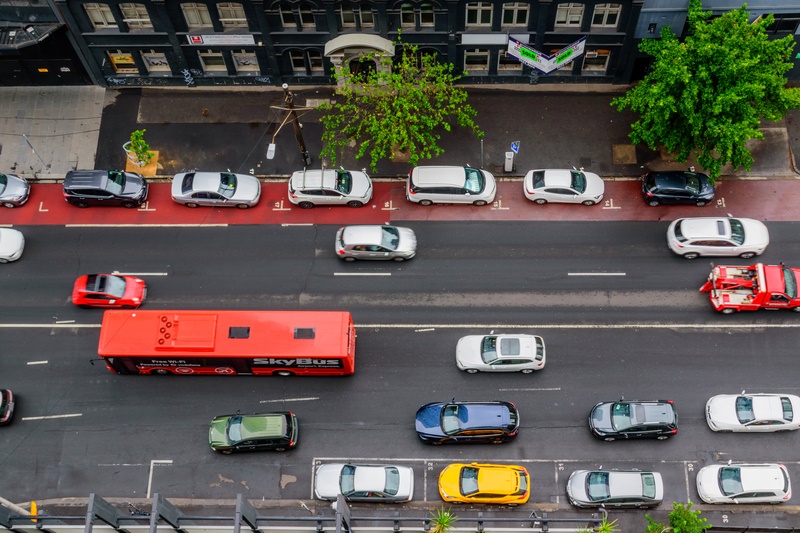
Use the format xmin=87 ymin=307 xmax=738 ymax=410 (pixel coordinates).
xmin=344 ymin=257 xmax=356 ymax=262
xmin=656 ymin=435 xmax=670 ymax=440
xmin=78 ymin=304 xmax=91 ymax=309
xmin=0 ymin=258 xmax=9 ymax=264
xmin=534 ymin=198 xmax=547 ymax=205
xmin=603 ymin=437 xmax=616 ymax=442
xmin=473 ymin=200 xmax=487 ymax=206
xmin=792 ymin=307 xmax=800 ymax=313
xmin=739 ymin=252 xmax=756 ymax=259
xmin=347 ymin=201 xmax=364 ymax=208
xmin=682 ymin=252 xmax=699 ymax=260
xmin=428 ymin=440 xmax=443 ymax=445
xmin=647 ymin=199 xmax=660 ymax=207
xmin=465 ymin=368 xmax=479 ymax=374
xmin=236 ymin=204 xmax=250 ymax=209
xmin=491 ymin=439 xmax=505 ymax=444
xmin=521 ymin=369 xmax=534 ymax=374
xmin=74 ymin=201 xmax=89 ymax=208
xmin=696 ymin=200 xmax=708 ymax=207
xmin=721 ymin=308 xmax=736 ymax=315
xmin=185 ymin=202 xmax=199 ymax=208
xmin=123 ymin=305 xmax=137 ymax=309
xmin=582 ymin=200 xmax=596 ymax=206
xmin=3 ymin=202 xmax=16 ymax=208
xmin=275 ymin=370 xmax=294 ymax=377
xmin=507 ymin=504 xmax=518 ymax=507
xmin=221 ymin=450 xmax=233 ymax=455
xmin=298 ymin=201 xmax=314 ymax=209
xmin=273 ymin=447 xmax=287 ymax=452
xmin=392 ymin=257 xmax=406 ymax=262
xmin=121 ymin=201 xmax=137 ymax=209
xmin=153 ymin=369 xmax=171 ymax=375
xmin=419 ymin=199 xmax=433 ymax=206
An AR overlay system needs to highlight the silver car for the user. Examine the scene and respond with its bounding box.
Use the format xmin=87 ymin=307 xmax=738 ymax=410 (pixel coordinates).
xmin=696 ymin=463 xmax=791 ymax=504
xmin=667 ymin=217 xmax=769 ymax=259
xmin=456 ymin=334 xmax=545 ymax=373
xmin=523 ymin=168 xmax=604 ymax=206
xmin=289 ymin=168 xmax=373 ymax=208
xmin=314 ymin=463 xmax=414 ymax=502
xmin=335 ymin=225 xmax=417 ymax=262
xmin=171 ymin=171 xmax=261 ymax=208
xmin=0 ymin=228 xmax=25 ymax=263
xmin=567 ymin=470 xmax=664 ymax=509
xmin=706 ymin=392 xmax=800 ymax=432
xmin=0 ymin=173 xmax=30 ymax=208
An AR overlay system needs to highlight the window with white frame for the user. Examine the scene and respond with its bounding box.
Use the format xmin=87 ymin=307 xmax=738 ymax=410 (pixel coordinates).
xmin=400 ymin=3 xmax=415 ymax=27
xmin=341 ymin=5 xmax=375 ymax=28
xmin=591 ymin=3 xmax=620 ymax=27
xmin=84 ymin=3 xmax=116 ymax=30
xmin=501 ymin=2 xmax=528 ymax=26
xmin=581 ymin=48 xmax=609 ymax=73
xmin=218 ymin=2 xmax=248 ymax=28
xmin=142 ymin=50 xmax=170 ymax=72
xmin=232 ymin=50 xmax=259 ymax=72
xmin=289 ymin=49 xmax=324 ymax=75
xmin=463 ymin=48 xmax=489 ymax=74
xmin=420 ymin=4 xmax=434 ymax=26
xmin=181 ymin=3 xmax=213 ymax=28
xmin=309 ymin=50 xmax=323 ymax=73
xmin=555 ymin=2 xmax=583 ymax=27
xmin=120 ymin=3 xmax=153 ymax=29
xmin=107 ymin=50 xmax=138 ymax=73
xmin=280 ymin=7 xmax=295 ymax=27
xmin=497 ymin=50 xmax=522 ymax=73
xmin=198 ymin=49 xmax=227 ymax=73
xmin=360 ymin=7 xmax=374 ymax=26
xmin=466 ymin=3 xmax=492 ymax=26
xmin=299 ymin=6 xmax=315 ymax=27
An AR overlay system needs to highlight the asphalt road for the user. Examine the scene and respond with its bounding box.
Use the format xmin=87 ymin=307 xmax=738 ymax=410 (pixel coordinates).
xmin=2 ymin=222 xmax=800 ymax=527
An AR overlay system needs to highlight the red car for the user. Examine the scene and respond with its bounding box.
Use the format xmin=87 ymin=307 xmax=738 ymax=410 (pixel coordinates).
xmin=0 ymin=389 xmax=14 ymax=425
xmin=72 ymin=274 xmax=147 ymax=308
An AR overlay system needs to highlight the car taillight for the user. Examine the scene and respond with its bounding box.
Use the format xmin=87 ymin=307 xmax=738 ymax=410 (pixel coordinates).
xmin=645 ymin=191 xmax=654 ymax=197
xmin=337 ymin=249 xmax=345 ymax=255
xmin=289 ymin=192 xmax=297 ymax=198
xmin=670 ymin=428 xmax=678 ymax=434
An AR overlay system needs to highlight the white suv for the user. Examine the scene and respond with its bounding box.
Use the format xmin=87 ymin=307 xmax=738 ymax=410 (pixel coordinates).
xmin=406 ymin=166 xmax=496 ymax=206
xmin=288 ymin=169 xmax=372 ymax=208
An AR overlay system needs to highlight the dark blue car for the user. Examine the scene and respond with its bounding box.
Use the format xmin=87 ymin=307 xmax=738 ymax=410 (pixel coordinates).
xmin=641 ymin=170 xmax=715 ymax=207
xmin=414 ymin=400 xmax=519 ymax=445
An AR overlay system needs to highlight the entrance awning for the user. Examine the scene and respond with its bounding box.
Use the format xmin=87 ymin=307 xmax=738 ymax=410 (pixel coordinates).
xmin=324 ymin=33 xmax=395 ymax=57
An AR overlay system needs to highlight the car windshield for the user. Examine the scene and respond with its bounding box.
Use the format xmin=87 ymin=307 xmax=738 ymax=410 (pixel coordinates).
xmin=736 ymin=396 xmax=755 ymax=424
xmin=464 ymin=168 xmax=485 ymax=193
xmin=226 ymin=416 xmax=244 ymax=442
xmin=481 ymin=336 xmax=499 ymax=363
xmin=783 ymin=266 xmax=798 ymax=299
xmin=611 ymin=403 xmax=634 ymax=431
xmin=334 ymin=171 xmax=353 ymax=194
xmin=95 ymin=274 xmax=127 ymax=298
xmin=673 ymin=220 xmax=687 ymax=243
xmin=587 ymin=472 xmax=610 ymax=501
xmin=442 ymin=404 xmax=467 ymax=435
xmin=340 ymin=465 xmax=356 ymax=495
xmin=181 ymin=174 xmax=195 ymax=194
xmin=642 ymin=473 xmax=657 ymax=499
xmin=0 ymin=174 xmax=6 ymax=193
xmin=684 ymin=174 xmax=701 ymax=194
xmin=107 ymin=171 xmax=125 ymax=195
xmin=380 ymin=226 xmax=400 ymax=250
xmin=570 ymin=171 xmax=587 ymax=193
xmin=384 ymin=467 xmax=400 ymax=495
xmin=460 ymin=466 xmax=480 ymax=495
xmin=218 ymin=173 xmax=237 ymax=198
xmin=781 ymin=397 xmax=793 ymax=421
xmin=729 ymin=219 xmax=745 ymax=245
xmin=718 ymin=467 xmax=743 ymax=496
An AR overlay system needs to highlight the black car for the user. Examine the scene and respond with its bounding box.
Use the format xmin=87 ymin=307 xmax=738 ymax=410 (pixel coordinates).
xmin=415 ymin=400 xmax=519 ymax=444
xmin=641 ymin=170 xmax=715 ymax=206
xmin=63 ymin=169 xmax=149 ymax=208
xmin=589 ymin=399 xmax=677 ymax=441
xmin=1 ymin=389 xmax=15 ymax=425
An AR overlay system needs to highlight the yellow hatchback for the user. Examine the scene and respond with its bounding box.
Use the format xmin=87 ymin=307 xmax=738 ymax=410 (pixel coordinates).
xmin=438 ymin=463 xmax=530 ymax=505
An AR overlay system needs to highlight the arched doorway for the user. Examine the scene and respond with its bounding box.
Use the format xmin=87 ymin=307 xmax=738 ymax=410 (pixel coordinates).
xmin=324 ymin=34 xmax=395 ymax=86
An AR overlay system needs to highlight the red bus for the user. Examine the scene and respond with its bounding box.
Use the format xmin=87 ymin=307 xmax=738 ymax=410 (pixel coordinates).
xmin=97 ymin=310 xmax=356 ymax=376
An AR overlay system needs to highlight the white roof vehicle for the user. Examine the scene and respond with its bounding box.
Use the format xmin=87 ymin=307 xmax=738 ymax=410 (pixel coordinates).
xmin=696 ymin=463 xmax=791 ymax=504
xmin=314 ymin=463 xmax=414 ymax=502
xmin=288 ymin=169 xmax=372 ymax=208
xmin=456 ymin=334 xmax=545 ymax=373
xmin=706 ymin=392 xmax=800 ymax=432
xmin=171 ymin=171 xmax=261 ymax=208
xmin=0 ymin=228 xmax=25 ymax=263
xmin=523 ymin=168 xmax=604 ymax=206
xmin=667 ymin=217 xmax=769 ymax=259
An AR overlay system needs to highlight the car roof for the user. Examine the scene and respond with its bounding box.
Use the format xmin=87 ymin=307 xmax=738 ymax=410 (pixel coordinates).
xmin=353 ymin=466 xmax=389 ymax=492
xmin=608 ymin=471 xmax=651 ymax=497
xmin=64 ymin=170 xmax=110 ymax=188
xmin=619 ymin=401 xmax=675 ymax=424
xmin=677 ymin=218 xmax=732 ymax=239
xmin=476 ymin=464 xmax=520 ymax=492
xmin=411 ymin=166 xmax=469 ymax=187
xmin=186 ymin=172 xmax=225 ymax=192
xmin=541 ymin=169 xmax=575 ymax=188
xmin=291 ymin=169 xmax=349 ymax=190
xmin=342 ymin=225 xmax=386 ymax=246
xmin=738 ymin=465 xmax=786 ymax=491
xmin=237 ymin=413 xmax=287 ymax=439
xmin=751 ymin=396 xmax=788 ymax=421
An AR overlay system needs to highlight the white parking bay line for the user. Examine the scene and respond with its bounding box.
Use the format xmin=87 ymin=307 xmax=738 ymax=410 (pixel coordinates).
xmin=260 ymin=397 xmax=319 ymax=403
xmin=22 ymin=413 xmax=82 ymax=421
xmin=568 ymin=272 xmax=626 ymax=276
xmin=27 ymin=360 xmax=48 ymax=365
xmin=112 ymin=271 xmax=169 ymax=276
xmin=499 ymin=387 xmax=562 ymax=392
xmin=334 ymin=272 xmax=392 ymax=276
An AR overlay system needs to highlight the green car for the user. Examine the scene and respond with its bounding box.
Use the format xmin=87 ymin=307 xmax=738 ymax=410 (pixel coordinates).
xmin=209 ymin=411 xmax=298 ymax=454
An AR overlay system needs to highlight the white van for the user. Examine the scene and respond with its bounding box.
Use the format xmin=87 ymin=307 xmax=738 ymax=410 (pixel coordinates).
xmin=406 ymin=166 xmax=496 ymax=206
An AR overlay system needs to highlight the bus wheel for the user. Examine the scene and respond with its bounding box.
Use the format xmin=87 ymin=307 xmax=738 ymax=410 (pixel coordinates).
xmin=153 ymin=369 xmax=171 ymax=375
xmin=275 ymin=370 xmax=294 ymax=377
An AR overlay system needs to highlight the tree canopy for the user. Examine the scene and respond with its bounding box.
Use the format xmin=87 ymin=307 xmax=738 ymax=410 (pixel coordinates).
xmin=645 ymin=502 xmax=710 ymax=533
xmin=612 ymin=0 xmax=800 ymax=180
xmin=319 ymin=39 xmax=483 ymax=172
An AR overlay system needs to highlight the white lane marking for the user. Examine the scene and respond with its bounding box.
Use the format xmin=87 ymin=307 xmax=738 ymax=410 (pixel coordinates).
xmin=334 ymin=272 xmax=392 ymax=276
xmin=260 ymin=397 xmax=319 ymax=403
xmin=282 ymin=223 xmax=314 ymax=227
xmin=147 ymin=460 xmax=173 ymax=499
xmin=65 ymin=224 xmax=228 ymax=228
xmin=112 ymin=271 xmax=169 ymax=276
xmin=499 ymin=387 xmax=561 ymax=392
xmin=568 ymin=272 xmax=626 ymax=276
xmin=22 ymin=413 xmax=82 ymax=421
xmin=98 ymin=463 xmax=145 ymax=466
xmin=415 ymin=328 xmax=435 ymax=332
xmin=27 ymin=360 xmax=48 ymax=365
xmin=0 ymin=323 xmax=101 ymax=328
xmin=55 ymin=320 xmax=75 ymax=324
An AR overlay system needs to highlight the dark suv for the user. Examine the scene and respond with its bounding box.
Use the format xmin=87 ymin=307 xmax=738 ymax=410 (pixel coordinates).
xmin=589 ymin=399 xmax=678 ymax=441
xmin=63 ymin=170 xmax=148 ymax=208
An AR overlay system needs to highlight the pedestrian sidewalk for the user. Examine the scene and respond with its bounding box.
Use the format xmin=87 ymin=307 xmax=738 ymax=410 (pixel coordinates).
xmin=1 ymin=85 xmax=798 ymax=182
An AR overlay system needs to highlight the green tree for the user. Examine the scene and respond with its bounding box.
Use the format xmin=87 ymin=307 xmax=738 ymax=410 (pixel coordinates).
xmin=319 ymin=38 xmax=483 ymax=172
xmin=612 ymin=0 xmax=800 ymax=181
xmin=644 ymin=502 xmax=709 ymax=533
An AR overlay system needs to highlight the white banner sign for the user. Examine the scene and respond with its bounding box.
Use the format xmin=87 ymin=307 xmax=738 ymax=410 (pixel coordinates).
xmin=187 ymin=34 xmax=255 ymax=46
xmin=507 ymin=36 xmax=586 ymax=74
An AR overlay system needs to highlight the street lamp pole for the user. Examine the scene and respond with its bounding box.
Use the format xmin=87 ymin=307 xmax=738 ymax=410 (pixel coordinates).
xmin=282 ymin=83 xmax=312 ymax=168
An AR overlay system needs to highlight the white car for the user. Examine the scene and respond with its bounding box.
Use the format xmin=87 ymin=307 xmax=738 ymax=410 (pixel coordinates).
xmin=667 ymin=217 xmax=769 ymax=259
xmin=706 ymin=392 xmax=800 ymax=432
xmin=523 ymin=168 xmax=604 ymax=206
xmin=456 ymin=334 xmax=545 ymax=373
xmin=696 ymin=463 xmax=791 ymax=504
xmin=0 ymin=228 xmax=25 ymax=263
xmin=171 ymin=171 xmax=261 ymax=208
xmin=314 ymin=463 xmax=414 ymax=502
xmin=567 ymin=470 xmax=664 ymax=508
xmin=335 ymin=225 xmax=417 ymax=262
xmin=288 ymin=169 xmax=372 ymax=208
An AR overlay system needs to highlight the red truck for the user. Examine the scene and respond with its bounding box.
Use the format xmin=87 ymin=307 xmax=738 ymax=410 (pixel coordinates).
xmin=700 ymin=263 xmax=800 ymax=314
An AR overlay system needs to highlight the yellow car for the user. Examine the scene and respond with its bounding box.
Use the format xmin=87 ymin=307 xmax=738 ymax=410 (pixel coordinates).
xmin=438 ymin=463 xmax=530 ymax=505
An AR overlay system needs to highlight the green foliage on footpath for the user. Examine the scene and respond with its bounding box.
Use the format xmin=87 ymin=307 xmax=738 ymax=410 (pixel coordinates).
xmin=429 ymin=507 xmax=457 ymax=533
xmin=319 ymin=36 xmax=483 ymax=172
xmin=128 ymin=129 xmax=154 ymax=165
xmin=612 ymin=0 xmax=800 ymax=181
xmin=644 ymin=502 xmax=710 ymax=533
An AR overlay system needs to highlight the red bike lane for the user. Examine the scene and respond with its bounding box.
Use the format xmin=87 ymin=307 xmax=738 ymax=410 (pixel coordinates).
xmin=2 ymin=179 xmax=798 ymax=226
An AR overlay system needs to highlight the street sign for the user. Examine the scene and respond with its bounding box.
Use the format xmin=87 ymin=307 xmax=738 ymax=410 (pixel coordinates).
xmin=510 ymin=141 xmax=520 ymax=154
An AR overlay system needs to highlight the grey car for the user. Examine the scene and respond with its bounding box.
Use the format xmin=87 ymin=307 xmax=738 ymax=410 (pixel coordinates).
xmin=335 ymin=225 xmax=417 ymax=261
xmin=567 ymin=470 xmax=664 ymax=508
xmin=0 ymin=174 xmax=30 ymax=208
xmin=314 ymin=463 xmax=414 ymax=502
xmin=171 ymin=171 xmax=261 ymax=208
